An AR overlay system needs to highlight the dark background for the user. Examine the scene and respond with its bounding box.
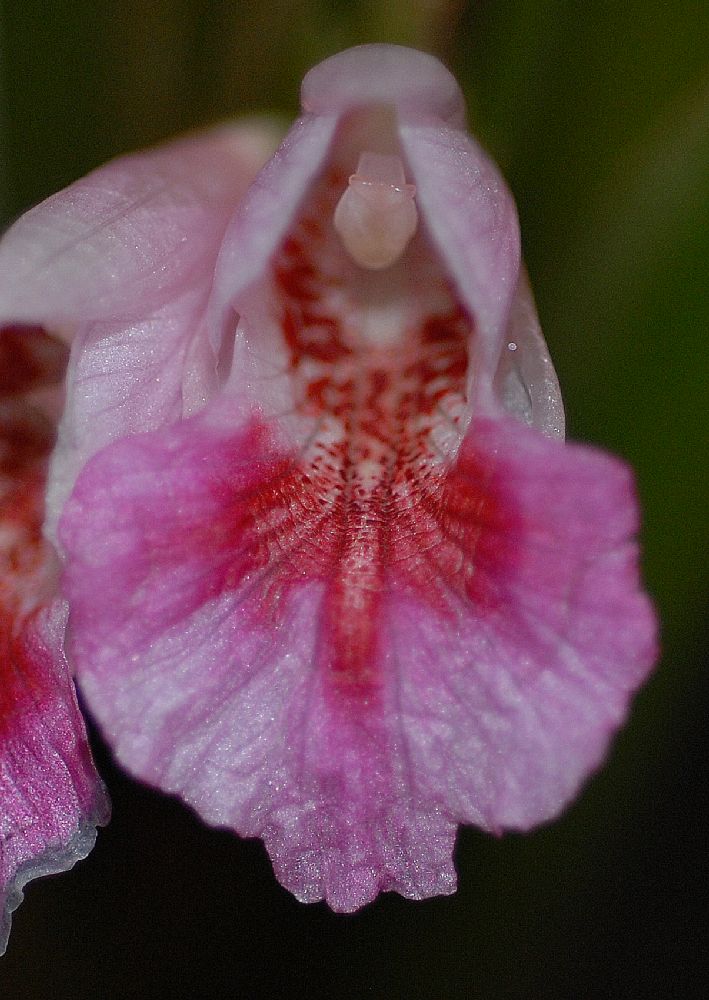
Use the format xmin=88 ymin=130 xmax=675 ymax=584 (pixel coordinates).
xmin=1 ymin=2 xmax=707 ymax=997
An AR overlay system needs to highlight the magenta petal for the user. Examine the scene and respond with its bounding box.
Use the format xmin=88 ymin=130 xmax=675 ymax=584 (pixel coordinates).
xmin=60 ymin=394 xmax=655 ymax=909
xmin=0 ymin=604 xmax=109 ymax=954
xmin=387 ymin=417 xmax=657 ymax=829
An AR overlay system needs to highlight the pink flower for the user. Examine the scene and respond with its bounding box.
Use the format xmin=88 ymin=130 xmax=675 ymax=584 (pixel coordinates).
xmin=0 ymin=45 xmax=657 ymax=919
xmin=0 ymin=327 xmax=109 ymax=953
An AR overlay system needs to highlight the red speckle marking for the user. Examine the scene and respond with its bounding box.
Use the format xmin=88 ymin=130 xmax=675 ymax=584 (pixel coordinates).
xmin=193 ymin=168 xmax=518 ymax=702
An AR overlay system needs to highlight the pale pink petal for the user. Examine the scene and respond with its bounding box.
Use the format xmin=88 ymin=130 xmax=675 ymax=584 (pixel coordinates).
xmin=0 ymin=123 xmax=281 ymax=328
xmin=0 ymin=124 xmax=282 ymax=540
xmin=398 ymin=123 xmax=520 ymax=406
xmin=208 ymin=114 xmax=340 ymax=340
xmin=493 ymin=271 xmax=565 ymax=437
xmin=301 ymin=43 xmax=466 ymax=127
xmin=44 ymin=280 xmax=214 ymax=541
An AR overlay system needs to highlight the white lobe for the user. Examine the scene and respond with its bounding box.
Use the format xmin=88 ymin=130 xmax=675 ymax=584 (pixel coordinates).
xmin=333 ymin=152 xmax=418 ymax=270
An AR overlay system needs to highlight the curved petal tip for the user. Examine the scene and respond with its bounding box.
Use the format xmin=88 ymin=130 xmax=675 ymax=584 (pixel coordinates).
xmin=0 ymin=807 xmax=106 ymax=956
xmin=301 ymin=44 xmax=466 ymax=127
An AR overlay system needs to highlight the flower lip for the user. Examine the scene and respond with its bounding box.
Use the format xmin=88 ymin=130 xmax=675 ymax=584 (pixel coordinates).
xmin=301 ymin=44 xmax=466 ymax=128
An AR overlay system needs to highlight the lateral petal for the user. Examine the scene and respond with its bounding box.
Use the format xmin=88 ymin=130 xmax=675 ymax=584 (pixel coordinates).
xmin=398 ymin=121 xmax=520 ymax=406
xmin=0 ymin=124 xmax=281 ymax=328
xmin=493 ymin=271 xmax=565 ymax=437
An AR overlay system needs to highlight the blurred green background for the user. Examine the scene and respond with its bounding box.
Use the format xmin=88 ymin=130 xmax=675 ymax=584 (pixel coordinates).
xmin=1 ymin=2 xmax=707 ymax=997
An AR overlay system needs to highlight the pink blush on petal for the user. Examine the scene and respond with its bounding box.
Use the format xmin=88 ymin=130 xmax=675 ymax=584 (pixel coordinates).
xmin=0 ymin=40 xmax=657 ymax=920
xmin=184 ymin=417 xmax=514 ymax=697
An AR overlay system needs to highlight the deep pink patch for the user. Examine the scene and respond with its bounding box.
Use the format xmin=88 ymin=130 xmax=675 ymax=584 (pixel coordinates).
xmin=179 ymin=413 xmax=518 ymax=703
